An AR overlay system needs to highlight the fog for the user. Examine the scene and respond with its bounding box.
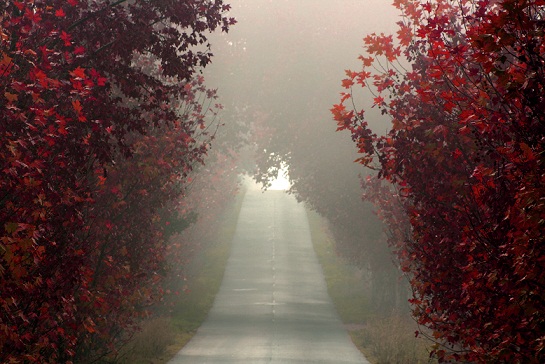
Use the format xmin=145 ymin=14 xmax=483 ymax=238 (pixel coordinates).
xmin=205 ymin=0 xmax=399 ymax=131
xmin=202 ymin=0 xmax=405 ymax=312
xmin=203 ymin=0 xmax=401 ymax=186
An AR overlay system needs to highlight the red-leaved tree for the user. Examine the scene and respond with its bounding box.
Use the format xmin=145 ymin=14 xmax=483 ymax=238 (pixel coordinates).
xmin=333 ymin=0 xmax=545 ymax=362
xmin=1 ymin=0 xmax=234 ymax=362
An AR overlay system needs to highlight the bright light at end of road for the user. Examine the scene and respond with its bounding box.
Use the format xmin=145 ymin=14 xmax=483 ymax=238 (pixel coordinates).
xmin=268 ymin=164 xmax=291 ymax=190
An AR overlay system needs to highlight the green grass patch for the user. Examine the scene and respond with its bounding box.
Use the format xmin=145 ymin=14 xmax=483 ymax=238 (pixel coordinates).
xmin=166 ymin=190 xmax=245 ymax=357
xmin=306 ymin=209 xmax=372 ymax=324
xmin=115 ymin=189 xmax=246 ymax=364
xmin=169 ymin=230 xmax=236 ymax=336
xmin=307 ymin=208 xmax=435 ymax=364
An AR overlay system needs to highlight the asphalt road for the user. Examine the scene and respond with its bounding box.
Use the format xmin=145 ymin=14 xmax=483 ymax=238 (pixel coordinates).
xmin=168 ymin=183 xmax=370 ymax=363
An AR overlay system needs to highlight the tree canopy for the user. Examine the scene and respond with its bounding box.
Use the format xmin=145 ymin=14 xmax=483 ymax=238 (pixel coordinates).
xmin=333 ymin=0 xmax=545 ymax=362
xmin=1 ymin=0 xmax=234 ymax=362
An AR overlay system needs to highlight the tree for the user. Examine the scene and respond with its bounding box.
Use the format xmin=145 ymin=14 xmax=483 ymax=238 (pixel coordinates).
xmin=1 ymin=0 xmax=234 ymax=362
xmin=334 ymin=0 xmax=545 ymax=362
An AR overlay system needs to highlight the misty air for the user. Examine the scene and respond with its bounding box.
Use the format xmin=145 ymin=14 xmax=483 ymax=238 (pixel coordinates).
xmin=1 ymin=0 xmax=544 ymax=363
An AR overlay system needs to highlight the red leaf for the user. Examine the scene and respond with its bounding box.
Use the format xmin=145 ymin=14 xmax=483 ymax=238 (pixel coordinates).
xmin=373 ymin=96 xmax=385 ymax=106
xmin=70 ymin=67 xmax=86 ymax=79
xmin=60 ymin=31 xmax=71 ymax=46
xmin=72 ymin=100 xmax=82 ymax=114
xmin=342 ymin=78 xmax=354 ymax=88
xmin=55 ymin=8 xmax=66 ymax=17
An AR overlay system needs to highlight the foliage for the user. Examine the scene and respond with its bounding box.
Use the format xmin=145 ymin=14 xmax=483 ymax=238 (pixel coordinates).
xmin=333 ymin=0 xmax=545 ymax=362
xmin=0 ymin=0 xmax=234 ymax=362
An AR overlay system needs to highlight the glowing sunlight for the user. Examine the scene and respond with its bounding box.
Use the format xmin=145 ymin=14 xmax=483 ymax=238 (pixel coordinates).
xmin=268 ymin=164 xmax=291 ymax=190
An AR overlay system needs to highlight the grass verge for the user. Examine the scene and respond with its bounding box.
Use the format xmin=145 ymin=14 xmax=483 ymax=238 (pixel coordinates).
xmin=116 ymin=189 xmax=246 ymax=364
xmin=306 ymin=208 xmax=435 ymax=364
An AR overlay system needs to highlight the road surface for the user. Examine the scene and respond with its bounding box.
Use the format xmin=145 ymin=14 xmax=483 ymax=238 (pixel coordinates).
xmin=168 ymin=183 xmax=370 ymax=363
